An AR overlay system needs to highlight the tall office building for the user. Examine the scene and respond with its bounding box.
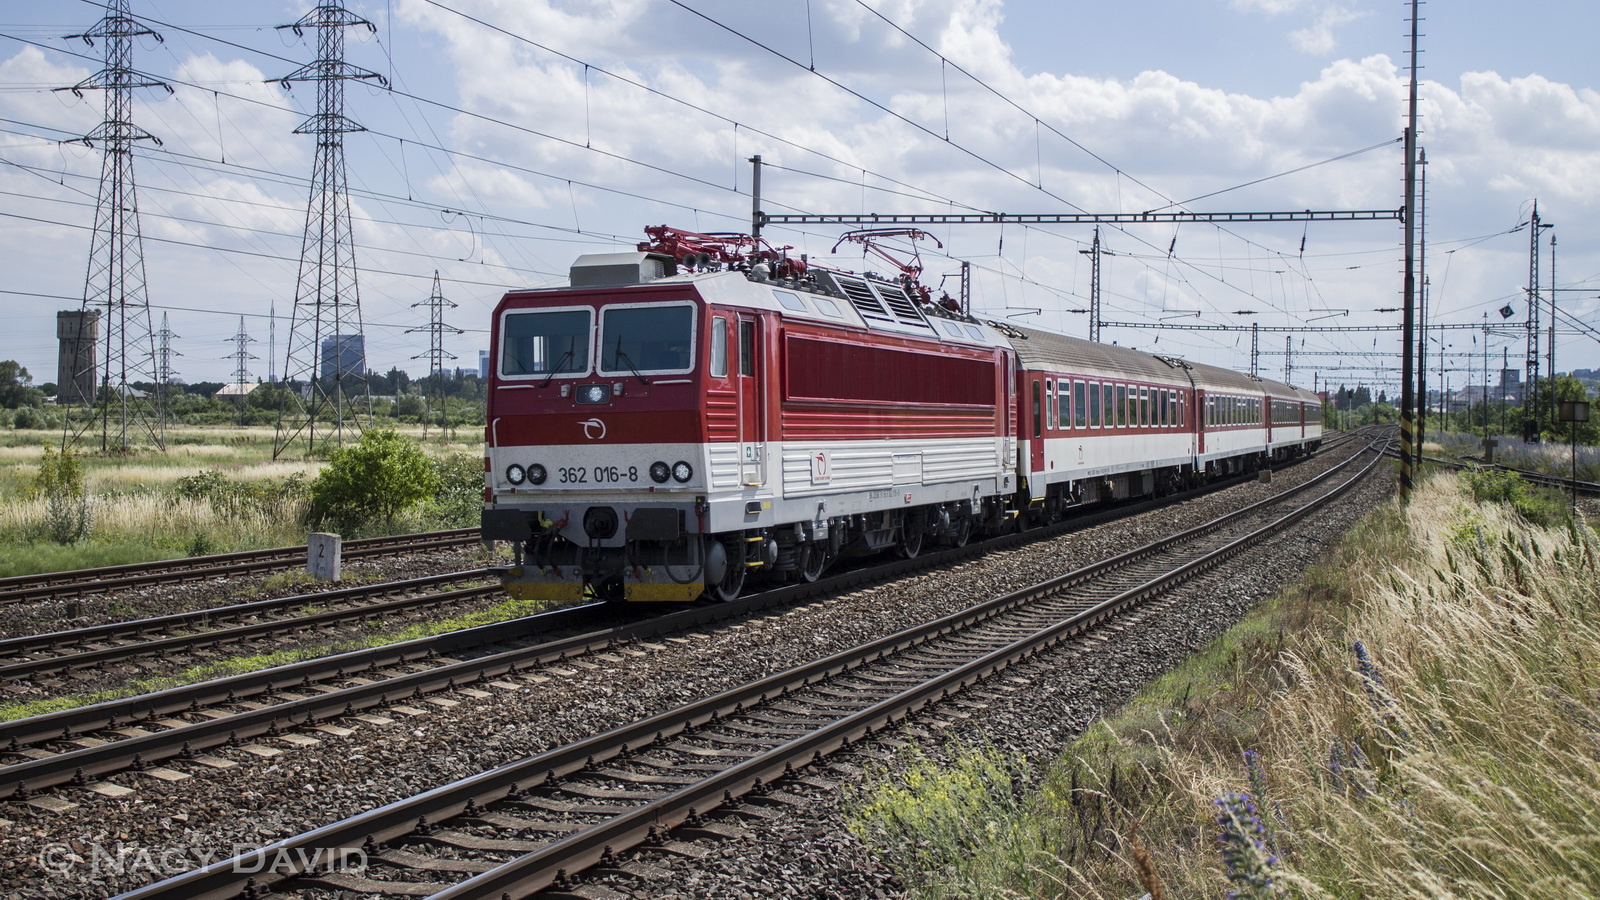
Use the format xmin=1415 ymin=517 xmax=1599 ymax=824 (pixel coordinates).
xmin=319 ymin=334 xmax=366 ymax=386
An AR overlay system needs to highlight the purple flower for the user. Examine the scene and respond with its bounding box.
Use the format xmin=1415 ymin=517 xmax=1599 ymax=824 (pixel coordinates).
xmin=1243 ymin=750 xmax=1279 ymax=855
xmin=1215 ymin=791 xmax=1278 ymax=898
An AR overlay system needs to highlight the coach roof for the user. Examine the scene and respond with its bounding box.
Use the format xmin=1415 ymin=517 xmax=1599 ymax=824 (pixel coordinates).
xmin=1004 ymin=324 xmax=1192 ymax=384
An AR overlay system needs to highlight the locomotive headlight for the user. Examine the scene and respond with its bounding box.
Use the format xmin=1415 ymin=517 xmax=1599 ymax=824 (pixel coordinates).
xmin=575 ymin=383 xmax=612 ymax=404
xmin=649 ymin=461 xmax=671 ymax=484
xmin=672 ymin=460 xmax=694 ymax=483
xmin=506 ymin=464 xmax=526 ymax=485
xmin=527 ymin=463 xmax=548 ymax=485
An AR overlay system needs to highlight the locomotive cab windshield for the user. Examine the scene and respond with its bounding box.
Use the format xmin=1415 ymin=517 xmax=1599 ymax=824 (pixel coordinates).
xmin=499 ymin=302 xmax=697 ymax=380
xmin=500 ymin=308 xmax=590 ymax=378
xmin=598 ymin=303 xmax=695 ymax=376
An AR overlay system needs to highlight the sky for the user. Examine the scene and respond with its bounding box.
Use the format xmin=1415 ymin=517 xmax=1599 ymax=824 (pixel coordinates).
xmin=1 ymin=0 xmax=1597 ymax=395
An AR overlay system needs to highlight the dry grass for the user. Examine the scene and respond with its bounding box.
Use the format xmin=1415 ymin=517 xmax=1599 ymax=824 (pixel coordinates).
xmin=849 ymin=474 xmax=1600 ymax=898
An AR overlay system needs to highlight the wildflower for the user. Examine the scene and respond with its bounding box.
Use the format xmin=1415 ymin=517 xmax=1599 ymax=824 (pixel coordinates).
xmin=1352 ymin=640 xmax=1386 ymax=701
xmin=1242 ymin=750 xmax=1279 ymax=855
xmin=1326 ymin=736 xmax=1373 ymax=798
xmin=1353 ymin=641 xmax=1410 ymax=740
xmin=1215 ymin=791 xmax=1279 ymax=898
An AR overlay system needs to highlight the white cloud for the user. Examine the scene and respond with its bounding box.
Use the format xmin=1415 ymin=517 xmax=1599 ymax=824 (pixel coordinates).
xmin=1290 ymin=5 xmax=1372 ymax=55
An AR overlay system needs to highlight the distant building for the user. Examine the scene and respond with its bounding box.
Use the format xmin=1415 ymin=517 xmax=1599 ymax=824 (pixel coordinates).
xmin=56 ymin=309 xmax=101 ymax=403
xmin=1499 ymin=369 xmax=1523 ymax=405
xmin=478 ymin=349 xmax=490 ymax=379
xmin=318 ymin=334 xmax=365 ymax=385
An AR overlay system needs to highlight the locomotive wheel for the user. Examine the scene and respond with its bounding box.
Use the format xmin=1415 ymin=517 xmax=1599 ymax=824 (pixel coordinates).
xmin=592 ymin=576 xmax=625 ymax=603
xmin=898 ymin=513 xmax=926 ymax=559
xmin=946 ymin=514 xmax=972 ymax=548
xmin=709 ymin=534 xmax=746 ymax=602
xmin=797 ymin=543 xmax=828 ymax=583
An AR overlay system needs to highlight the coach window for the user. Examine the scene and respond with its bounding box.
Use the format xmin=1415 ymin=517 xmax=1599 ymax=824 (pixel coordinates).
xmin=1059 ymin=380 xmax=1071 ymax=429
xmin=1073 ymin=380 xmax=1086 ymax=428
xmin=709 ymin=317 xmax=728 ymax=378
xmin=1046 ymin=379 xmax=1055 ymax=431
xmin=1113 ymin=384 xmax=1125 ymax=428
xmin=1138 ymin=387 xmax=1148 ymax=427
xmin=1103 ymin=383 xmax=1114 ymax=428
xmin=1088 ymin=381 xmax=1100 ymax=427
xmin=738 ymin=320 xmax=755 ymax=376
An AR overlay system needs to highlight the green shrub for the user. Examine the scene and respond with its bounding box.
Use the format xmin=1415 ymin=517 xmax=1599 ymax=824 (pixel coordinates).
xmin=423 ymin=452 xmax=485 ymax=528
xmin=1462 ymin=467 xmax=1568 ymax=527
xmin=392 ymin=394 xmax=425 ymax=419
xmin=12 ymin=407 xmax=44 ymax=429
xmin=32 ymin=445 xmax=92 ymax=543
xmin=170 ymin=468 xmax=307 ymax=521
xmin=305 ymin=429 xmax=439 ymax=533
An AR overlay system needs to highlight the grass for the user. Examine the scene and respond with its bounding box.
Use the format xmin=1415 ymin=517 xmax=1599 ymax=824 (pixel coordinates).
xmin=0 ymin=425 xmax=484 ymax=575
xmin=0 ymin=590 xmax=547 ymax=725
xmin=846 ymin=473 xmax=1600 ymax=898
xmin=1428 ymin=428 xmax=1600 ymax=483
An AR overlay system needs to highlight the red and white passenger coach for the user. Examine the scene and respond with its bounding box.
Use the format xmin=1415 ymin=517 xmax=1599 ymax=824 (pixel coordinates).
xmin=481 ymin=227 xmax=1320 ymax=603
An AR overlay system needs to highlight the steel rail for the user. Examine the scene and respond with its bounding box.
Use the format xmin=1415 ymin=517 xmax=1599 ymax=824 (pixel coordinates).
xmin=1411 ymin=452 xmax=1600 ymax=497
xmin=0 ymin=447 xmax=1347 ymax=797
xmin=438 ymin=437 xmax=1390 ymax=900
xmin=106 ymin=440 xmax=1383 ymax=900
xmin=0 ymin=575 xmax=499 ymax=683
xmin=0 ymin=569 xmax=492 ymax=661
xmin=0 ymin=528 xmax=480 ymax=605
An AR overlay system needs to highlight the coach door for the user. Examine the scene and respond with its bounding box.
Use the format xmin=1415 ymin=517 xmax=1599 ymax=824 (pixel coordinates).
xmin=736 ymin=315 xmax=766 ymax=486
xmin=1029 ymin=378 xmax=1046 ymax=480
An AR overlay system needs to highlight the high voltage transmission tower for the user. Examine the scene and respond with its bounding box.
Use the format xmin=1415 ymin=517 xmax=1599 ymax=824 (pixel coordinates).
xmin=57 ymin=0 xmax=171 ymax=454
xmin=154 ymin=312 xmax=180 ymax=431
xmin=225 ymin=317 xmax=258 ymax=426
xmin=271 ymin=2 xmax=387 ymax=460
xmin=408 ymin=271 xmax=462 ymax=439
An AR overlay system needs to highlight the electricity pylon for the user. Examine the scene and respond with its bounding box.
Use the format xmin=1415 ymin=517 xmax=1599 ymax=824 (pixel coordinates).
xmin=271 ymin=2 xmax=386 ymax=459
xmin=408 ymin=271 xmax=462 ymax=438
xmin=58 ymin=0 xmax=170 ymax=453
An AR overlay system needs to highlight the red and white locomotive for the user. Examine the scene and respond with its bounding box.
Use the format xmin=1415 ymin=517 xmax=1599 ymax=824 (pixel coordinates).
xmin=480 ymin=226 xmax=1321 ymax=603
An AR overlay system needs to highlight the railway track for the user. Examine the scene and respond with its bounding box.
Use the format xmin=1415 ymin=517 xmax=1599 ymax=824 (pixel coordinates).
xmin=104 ymin=436 xmax=1387 ymax=900
xmin=0 ymin=442 xmax=1352 ymax=803
xmin=0 ymin=528 xmax=481 ymax=605
xmin=0 ymin=569 xmax=498 ymax=686
xmin=1413 ymin=451 xmax=1600 ymax=496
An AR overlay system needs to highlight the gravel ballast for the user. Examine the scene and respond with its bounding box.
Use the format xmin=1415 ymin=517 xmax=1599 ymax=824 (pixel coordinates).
xmin=0 ymin=442 xmax=1388 ymax=898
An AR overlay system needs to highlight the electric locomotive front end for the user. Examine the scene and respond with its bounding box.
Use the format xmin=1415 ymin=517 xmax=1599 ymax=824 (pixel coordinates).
xmin=483 ymin=249 xmax=719 ymax=603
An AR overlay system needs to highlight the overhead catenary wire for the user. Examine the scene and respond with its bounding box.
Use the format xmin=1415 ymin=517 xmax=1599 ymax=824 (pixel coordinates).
xmin=9 ymin=5 xmax=1589 ymax=379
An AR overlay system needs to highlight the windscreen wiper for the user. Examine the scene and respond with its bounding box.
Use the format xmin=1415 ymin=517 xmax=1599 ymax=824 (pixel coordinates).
xmin=612 ymin=335 xmax=650 ymax=384
xmin=539 ymin=347 xmax=575 ymax=388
